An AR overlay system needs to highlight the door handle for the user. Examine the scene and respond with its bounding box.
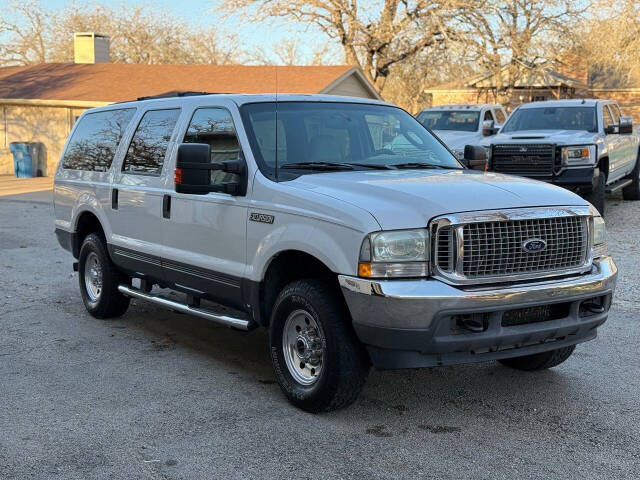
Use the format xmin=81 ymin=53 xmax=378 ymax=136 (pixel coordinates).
xmin=111 ymin=188 xmax=118 ymax=210
xmin=162 ymin=194 xmax=171 ymax=219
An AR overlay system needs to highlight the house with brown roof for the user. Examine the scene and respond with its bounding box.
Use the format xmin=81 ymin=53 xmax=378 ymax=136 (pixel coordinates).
xmin=424 ymin=61 xmax=640 ymax=122
xmin=0 ymin=33 xmax=380 ymax=175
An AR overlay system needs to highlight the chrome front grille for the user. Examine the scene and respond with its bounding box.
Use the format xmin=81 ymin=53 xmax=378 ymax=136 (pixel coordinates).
xmin=432 ymin=207 xmax=592 ymax=285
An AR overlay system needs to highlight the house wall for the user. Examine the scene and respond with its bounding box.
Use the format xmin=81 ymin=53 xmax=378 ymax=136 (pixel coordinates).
xmin=0 ymin=104 xmax=86 ymax=176
xmin=590 ymin=89 xmax=640 ymax=123
xmin=325 ymin=74 xmax=376 ymax=99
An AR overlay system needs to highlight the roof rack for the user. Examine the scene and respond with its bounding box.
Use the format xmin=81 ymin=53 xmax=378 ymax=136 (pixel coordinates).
xmin=135 ymin=91 xmax=217 ymax=101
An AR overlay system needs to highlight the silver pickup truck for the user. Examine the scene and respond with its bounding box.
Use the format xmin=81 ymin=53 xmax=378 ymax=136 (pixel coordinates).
xmin=487 ymin=99 xmax=640 ymax=214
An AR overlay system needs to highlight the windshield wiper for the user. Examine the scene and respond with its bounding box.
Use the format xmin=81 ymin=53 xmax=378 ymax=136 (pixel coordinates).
xmin=391 ymin=162 xmax=461 ymax=170
xmin=343 ymin=162 xmax=394 ymax=170
xmin=280 ymin=161 xmax=355 ymax=171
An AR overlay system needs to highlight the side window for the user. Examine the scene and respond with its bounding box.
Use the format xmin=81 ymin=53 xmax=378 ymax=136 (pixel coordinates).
xmin=494 ymin=109 xmax=506 ymax=124
xmin=183 ymin=108 xmax=242 ymax=185
xmin=609 ymin=104 xmax=621 ymax=123
xmin=483 ymin=110 xmax=494 ymax=122
xmin=603 ymin=106 xmax=614 ymax=128
xmin=62 ymin=108 xmax=135 ymax=171
xmin=122 ymin=109 xmax=181 ymax=176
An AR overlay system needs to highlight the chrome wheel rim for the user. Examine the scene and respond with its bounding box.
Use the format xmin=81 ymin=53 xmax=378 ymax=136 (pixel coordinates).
xmin=84 ymin=252 xmax=103 ymax=302
xmin=282 ymin=309 xmax=325 ymax=386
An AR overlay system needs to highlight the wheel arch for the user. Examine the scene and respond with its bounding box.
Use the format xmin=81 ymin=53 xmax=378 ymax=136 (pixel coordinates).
xmin=252 ymin=249 xmax=338 ymax=327
xmin=72 ymin=210 xmax=106 ymax=258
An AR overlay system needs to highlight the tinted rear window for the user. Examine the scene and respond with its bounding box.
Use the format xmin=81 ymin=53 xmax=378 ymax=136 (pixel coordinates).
xmin=122 ymin=109 xmax=181 ymax=176
xmin=62 ymin=108 xmax=135 ymax=171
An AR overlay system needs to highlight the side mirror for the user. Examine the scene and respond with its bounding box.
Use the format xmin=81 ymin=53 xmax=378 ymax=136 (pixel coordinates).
xmin=175 ymin=143 xmax=246 ymax=195
xmin=462 ymin=145 xmax=488 ymax=170
xmin=481 ymin=120 xmax=496 ymax=136
xmin=619 ymin=116 xmax=633 ymax=135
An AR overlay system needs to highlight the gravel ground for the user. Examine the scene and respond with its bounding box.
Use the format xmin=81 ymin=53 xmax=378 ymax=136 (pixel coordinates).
xmin=0 ymin=190 xmax=638 ymax=480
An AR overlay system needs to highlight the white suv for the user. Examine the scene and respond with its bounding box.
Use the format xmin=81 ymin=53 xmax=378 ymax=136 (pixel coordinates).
xmin=54 ymin=94 xmax=617 ymax=412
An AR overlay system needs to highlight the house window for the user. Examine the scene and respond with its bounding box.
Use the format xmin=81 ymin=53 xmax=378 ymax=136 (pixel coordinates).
xmin=532 ymin=95 xmax=547 ymax=102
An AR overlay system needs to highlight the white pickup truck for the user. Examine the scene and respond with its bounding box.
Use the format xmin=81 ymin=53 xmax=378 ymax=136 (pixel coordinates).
xmin=416 ymin=104 xmax=508 ymax=159
xmin=487 ymin=99 xmax=640 ymax=214
xmin=54 ymin=94 xmax=617 ymax=412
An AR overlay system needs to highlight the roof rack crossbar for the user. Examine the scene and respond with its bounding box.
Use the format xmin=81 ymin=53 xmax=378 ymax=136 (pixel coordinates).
xmin=134 ymin=91 xmax=219 ymax=101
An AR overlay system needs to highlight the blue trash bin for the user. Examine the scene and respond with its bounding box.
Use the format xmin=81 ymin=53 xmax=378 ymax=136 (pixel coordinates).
xmin=9 ymin=142 xmax=37 ymax=178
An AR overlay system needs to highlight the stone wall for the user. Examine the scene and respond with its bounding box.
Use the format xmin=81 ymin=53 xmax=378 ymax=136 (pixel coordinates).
xmin=0 ymin=104 xmax=87 ymax=176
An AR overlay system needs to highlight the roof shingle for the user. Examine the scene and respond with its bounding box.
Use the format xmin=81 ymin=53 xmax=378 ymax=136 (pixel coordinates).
xmin=0 ymin=63 xmax=357 ymax=102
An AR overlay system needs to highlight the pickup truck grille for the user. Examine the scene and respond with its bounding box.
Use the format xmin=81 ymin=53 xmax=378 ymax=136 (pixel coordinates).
xmin=432 ymin=208 xmax=591 ymax=284
xmin=491 ymin=144 xmax=555 ymax=178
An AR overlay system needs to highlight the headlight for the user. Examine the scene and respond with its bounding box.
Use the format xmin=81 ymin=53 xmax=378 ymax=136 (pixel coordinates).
xmin=592 ymin=216 xmax=606 ymax=258
xmin=358 ymin=229 xmax=429 ymax=278
xmin=561 ymin=145 xmax=596 ymax=166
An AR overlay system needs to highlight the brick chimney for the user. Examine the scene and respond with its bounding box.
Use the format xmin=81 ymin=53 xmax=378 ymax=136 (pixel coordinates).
xmin=74 ymin=32 xmax=110 ymax=64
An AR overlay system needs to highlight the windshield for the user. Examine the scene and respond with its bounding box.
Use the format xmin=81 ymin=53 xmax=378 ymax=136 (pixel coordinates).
xmin=240 ymin=102 xmax=461 ymax=178
xmin=417 ymin=110 xmax=480 ymax=132
xmin=502 ymin=106 xmax=597 ymax=133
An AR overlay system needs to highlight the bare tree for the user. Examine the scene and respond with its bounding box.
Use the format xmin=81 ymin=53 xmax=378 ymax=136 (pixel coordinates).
xmin=453 ymin=0 xmax=589 ymax=103
xmin=222 ymin=0 xmax=462 ymax=91
xmin=248 ymin=38 xmax=341 ymax=65
xmin=574 ymin=0 xmax=640 ymax=88
xmin=0 ymin=1 xmax=240 ymax=66
xmin=0 ymin=0 xmax=50 ymax=65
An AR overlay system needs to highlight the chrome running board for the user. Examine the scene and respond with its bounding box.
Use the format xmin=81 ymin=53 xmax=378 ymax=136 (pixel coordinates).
xmin=118 ymin=284 xmax=253 ymax=331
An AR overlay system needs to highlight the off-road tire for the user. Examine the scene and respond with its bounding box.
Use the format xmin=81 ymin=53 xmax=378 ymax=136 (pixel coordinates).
xmin=269 ymin=279 xmax=369 ymax=412
xmin=585 ymin=170 xmax=606 ymax=216
xmin=78 ymin=233 xmax=130 ymax=319
xmin=622 ymin=151 xmax=640 ymax=200
xmin=498 ymin=345 xmax=576 ymax=371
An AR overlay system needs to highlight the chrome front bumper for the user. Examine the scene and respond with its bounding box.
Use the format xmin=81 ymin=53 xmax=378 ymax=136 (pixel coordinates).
xmin=338 ymin=257 xmax=617 ymax=369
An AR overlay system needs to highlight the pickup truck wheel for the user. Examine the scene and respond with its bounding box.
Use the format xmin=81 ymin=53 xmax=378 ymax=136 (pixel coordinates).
xmin=269 ymin=279 xmax=369 ymax=412
xmin=585 ymin=171 xmax=605 ymax=216
xmin=78 ymin=233 xmax=130 ymax=319
xmin=498 ymin=345 xmax=575 ymax=371
xmin=622 ymin=152 xmax=640 ymax=200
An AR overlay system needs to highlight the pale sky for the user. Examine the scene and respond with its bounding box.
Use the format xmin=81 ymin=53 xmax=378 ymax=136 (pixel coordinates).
xmin=38 ymin=0 xmax=332 ymax=63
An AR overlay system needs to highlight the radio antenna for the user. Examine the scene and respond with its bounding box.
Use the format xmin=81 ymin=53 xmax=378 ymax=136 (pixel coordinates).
xmin=274 ymin=66 xmax=279 ymax=182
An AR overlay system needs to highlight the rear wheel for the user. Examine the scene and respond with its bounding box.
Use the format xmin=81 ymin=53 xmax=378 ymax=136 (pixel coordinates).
xmin=585 ymin=170 xmax=605 ymax=216
xmin=622 ymin=152 xmax=640 ymax=200
xmin=269 ymin=279 xmax=369 ymax=412
xmin=498 ymin=345 xmax=576 ymax=371
xmin=78 ymin=233 xmax=130 ymax=318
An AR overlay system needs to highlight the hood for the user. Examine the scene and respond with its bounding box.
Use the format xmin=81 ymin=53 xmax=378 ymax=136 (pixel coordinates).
xmin=492 ymin=129 xmax=598 ymax=145
xmin=433 ymin=130 xmax=483 ymax=150
xmin=287 ymin=169 xmax=588 ymax=230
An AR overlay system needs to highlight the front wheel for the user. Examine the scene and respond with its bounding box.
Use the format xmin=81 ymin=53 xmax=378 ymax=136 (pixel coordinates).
xmin=498 ymin=345 xmax=576 ymax=371
xmin=585 ymin=170 xmax=606 ymax=216
xmin=269 ymin=279 xmax=369 ymax=412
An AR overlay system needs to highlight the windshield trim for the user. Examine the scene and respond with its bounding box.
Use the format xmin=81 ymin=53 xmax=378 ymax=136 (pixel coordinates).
xmin=239 ymin=101 xmax=463 ymax=181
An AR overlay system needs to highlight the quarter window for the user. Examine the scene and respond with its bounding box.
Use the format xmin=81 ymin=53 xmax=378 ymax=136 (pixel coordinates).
xmin=62 ymin=108 xmax=135 ymax=171
xmin=122 ymin=109 xmax=181 ymax=175
xmin=183 ymin=108 xmax=243 ymax=186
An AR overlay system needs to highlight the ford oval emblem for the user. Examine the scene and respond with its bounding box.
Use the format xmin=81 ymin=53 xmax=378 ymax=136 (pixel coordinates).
xmin=522 ymin=238 xmax=547 ymax=253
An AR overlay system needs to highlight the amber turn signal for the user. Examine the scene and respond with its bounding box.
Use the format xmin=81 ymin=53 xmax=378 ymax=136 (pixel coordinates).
xmin=358 ymin=262 xmax=372 ymax=277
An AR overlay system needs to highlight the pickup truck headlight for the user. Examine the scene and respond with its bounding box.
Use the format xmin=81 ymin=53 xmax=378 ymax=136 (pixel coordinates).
xmin=561 ymin=145 xmax=596 ymax=166
xmin=358 ymin=229 xmax=429 ymax=278
xmin=592 ymin=216 xmax=606 ymax=258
